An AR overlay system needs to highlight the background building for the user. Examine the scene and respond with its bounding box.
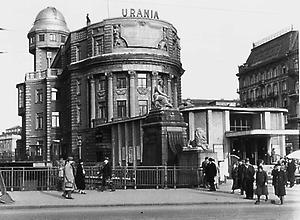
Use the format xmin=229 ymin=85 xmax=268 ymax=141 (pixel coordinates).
xmin=0 ymin=126 xmax=21 ymax=162
xmin=237 ymin=28 xmax=299 ymax=152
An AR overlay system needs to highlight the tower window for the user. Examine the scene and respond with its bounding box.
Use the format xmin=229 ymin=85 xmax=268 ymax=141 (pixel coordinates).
xmin=36 ymin=113 xmax=43 ymax=129
xmin=51 ymin=112 xmax=60 ymax=128
xmin=35 ymin=89 xmax=43 ymax=103
xmin=39 ymin=34 xmax=45 ymax=42
xmin=61 ymin=35 xmax=66 ymax=43
xmin=97 ymin=102 xmax=106 ymax=119
xmin=51 ymin=88 xmax=58 ymax=101
xmin=50 ymin=34 xmax=57 ymax=41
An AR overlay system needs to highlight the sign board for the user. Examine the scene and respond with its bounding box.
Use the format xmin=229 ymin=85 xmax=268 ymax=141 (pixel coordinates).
xmin=214 ymin=144 xmax=224 ymax=161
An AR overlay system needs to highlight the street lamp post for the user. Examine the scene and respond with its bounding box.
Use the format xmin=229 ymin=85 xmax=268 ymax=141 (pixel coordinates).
xmin=77 ymin=136 xmax=82 ymax=159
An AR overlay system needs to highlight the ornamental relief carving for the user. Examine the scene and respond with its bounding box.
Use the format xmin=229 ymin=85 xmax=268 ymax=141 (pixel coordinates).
xmin=97 ymin=90 xmax=106 ymax=101
xmin=137 ymin=87 xmax=150 ymax=95
xmin=115 ymin=88 xmax=127 ymax=95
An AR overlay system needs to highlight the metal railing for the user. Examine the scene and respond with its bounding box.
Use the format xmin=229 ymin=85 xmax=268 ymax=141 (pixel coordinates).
xmin=0 ymin=166 xmax=203 ymax=191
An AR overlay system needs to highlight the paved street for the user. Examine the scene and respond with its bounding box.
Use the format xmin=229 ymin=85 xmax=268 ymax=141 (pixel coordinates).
xmin=1 ymin=180 xmax=300 ymax=219
xmin=1 ymin=204 xmax=300 ymax=220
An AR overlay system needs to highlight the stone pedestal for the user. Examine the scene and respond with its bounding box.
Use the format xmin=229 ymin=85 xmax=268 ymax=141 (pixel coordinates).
xmin=179 ymin=148 xmax=217 ymax=167
xmin=142 ymin=108 xmax=187 ymax=166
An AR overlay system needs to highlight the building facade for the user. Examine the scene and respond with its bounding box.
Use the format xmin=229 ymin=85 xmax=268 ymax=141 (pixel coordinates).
xmin=0 ymin=126 xmax=21 ymax=162
xmin=237 ymin=28 xmax=299 ymax=152
xmin=16 ymin=7 xmax=184 ymax=164
xmin=181 ymin=106 xmax=299 ymax=170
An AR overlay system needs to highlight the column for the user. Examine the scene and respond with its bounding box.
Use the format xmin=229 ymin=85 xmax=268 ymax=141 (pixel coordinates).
xmin=188 ymin=112 xmax=195 ymax=141
xmin=167 ymin=77 xmax=172 ymax=98
xmin=151 ymin=71 xmax=159 ymax=105
xmin=207 ymin=110 xmax=213 ymax=150
xmin=173 ymin=79 xmax=178 ymax=108
xmin=264 ymin=112 xmax=271 ymax=129
xmin=107 ymin=72 xmax=113 ymax=121
xmin=90 ymin=77 xmax=96 ymax=127
xmin=128 ymin=70 xmax=136 ymax=117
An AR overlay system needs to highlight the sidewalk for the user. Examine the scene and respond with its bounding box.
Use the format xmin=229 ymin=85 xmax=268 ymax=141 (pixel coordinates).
xmin=1 ymin=180 xmax=299 ymax=209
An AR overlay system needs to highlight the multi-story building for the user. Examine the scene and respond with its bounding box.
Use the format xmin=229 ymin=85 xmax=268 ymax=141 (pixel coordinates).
xmin=16 ymin=7 xmax=184 ymax=164
xmin=237 ymin=28 xmax=299 ymax=152
xmin=0 ymin=126 xmax=21 ymax=162
xmin=16 ymin=7 xmax=70 ymax=162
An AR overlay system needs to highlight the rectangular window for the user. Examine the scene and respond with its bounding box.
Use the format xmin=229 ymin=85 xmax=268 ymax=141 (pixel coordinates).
xmin=36 ymin=113 xmax=43 ymax=129
xmin=30 ymin=36 xmax=35 ymax=44
xmin=98 ymin=80 xmax=105 ymax=91
xmin=51 ymin=112 xmax=60 ymax=127
xmin=76 ymin=46 xmax=81 ymax=61
xmin=50 ymin=34 xmax=57 ymax=41
xmin=76 ymin=104 xmax=81 ymax=123
xmin=18 ymin=86 xmax=24 ymax=108
xmin=117 ymin=77 xmax=126 ymax=89
xmin=94 ymin=37 xmax=104 ymax=55
xmin=36 ymin=141 xmax=43 ymax=156
xmin=61 ymin=35 xmax=66 ymax=43
xmin=76 ymin=79 xmax=81 ymax=95
xmin=51 ymin=88 xmax=57 ymax=101
xmin=117 ymin=100 xmax=127 ymax=118
xmin=35 ymin=89 xmax=43 ymax=103
xmin=97 ymin=103 xmax=106 ymax=119
xmin=39 ymin=34 xmax=45 ymax=42
xmin=139 ymin=100 xmax=148 ymax=116
xmin=137 ymin=73 xmax=147 ymax=88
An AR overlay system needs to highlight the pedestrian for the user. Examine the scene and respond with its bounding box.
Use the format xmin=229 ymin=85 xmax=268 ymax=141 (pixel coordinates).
xmin=75 ymin=159 xmax=86 ymax=194
xmin=62 ymin=157 xmax=75 ymax=199
xmin=100 ymin=157 xmax=115 ymax=192
xmin=231 ymin=162 xmax=239 ymax=193
xmin=254 ymin=165 xmax=268 ymax=204
xmin=201 ymin=157 xmax=209 ymax=188
xmin=286 ymin=158 xmax=296 ymax=188
xmin=205 ymin=158 xmax=217 ymax=191
xmin=237 ymin=159 xmax=245 ymax=195
xmin=272 ymin=163 xmax=287 ymax=205
xmin=243 ymin=158 xmax=255 ymax=199
xmin=57 ymin=157 xmax=65 ymax=191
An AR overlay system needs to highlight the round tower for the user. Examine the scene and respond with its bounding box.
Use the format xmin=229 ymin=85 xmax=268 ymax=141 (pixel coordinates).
xmin=27 ymin=7 xmax=69 ymax=71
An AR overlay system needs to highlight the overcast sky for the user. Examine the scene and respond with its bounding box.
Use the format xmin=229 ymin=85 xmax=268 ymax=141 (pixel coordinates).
xmin=0 ymin=0 xmax=299 ymax=132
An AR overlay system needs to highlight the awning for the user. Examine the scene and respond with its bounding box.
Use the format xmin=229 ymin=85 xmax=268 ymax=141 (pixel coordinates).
xmin=225 ymin=129 xmax=300 ymax=138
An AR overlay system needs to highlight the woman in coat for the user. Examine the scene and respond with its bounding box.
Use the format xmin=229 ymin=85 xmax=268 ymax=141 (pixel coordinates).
xmin=255 ymin=165 xmax=268 ymax=204
xmin=75 ymin=159 xmax=86 ymax=194
xmin=272 ymin=163 xmax=287 ymax=205
xmin=62 ymin=157 xmax=75 ymax=199
xmin=231 ymin=162 xmax=239 ymax=193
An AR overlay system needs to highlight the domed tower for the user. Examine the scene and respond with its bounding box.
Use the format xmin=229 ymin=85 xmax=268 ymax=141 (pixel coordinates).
xmin=27 ymin=7 xmax=69 ymax=71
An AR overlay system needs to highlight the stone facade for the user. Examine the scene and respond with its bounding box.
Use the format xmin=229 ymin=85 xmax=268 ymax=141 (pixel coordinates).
xmin=237 ymin=29 xmax=299 ymax=151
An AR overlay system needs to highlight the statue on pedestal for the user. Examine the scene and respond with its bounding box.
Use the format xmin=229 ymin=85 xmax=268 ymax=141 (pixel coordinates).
xmin=152 ymin=79 xmax=173 ymax=109
xmin=189 ymin=128 xmax=209 ymax=151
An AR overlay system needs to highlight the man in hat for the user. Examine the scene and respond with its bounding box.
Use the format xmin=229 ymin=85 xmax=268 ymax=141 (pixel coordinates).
xmin=100 ymin=157 xmax=115 ymax=192
xmin=205 ymin=158 xmax=217 ymax=191
xmin=62 ymin=157 xmax=75 ymax=199
xmin=243 ymin=158 xmax=255 ymax=199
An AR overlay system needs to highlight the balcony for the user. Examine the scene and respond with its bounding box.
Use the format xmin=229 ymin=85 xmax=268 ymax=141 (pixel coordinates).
xmin=93 ymin=118 xmax=107 ymax=127
xmin=25 ymin=69 xmax=62 ymax=81
xmin=288 ymin=90 xmax=299 ymax=99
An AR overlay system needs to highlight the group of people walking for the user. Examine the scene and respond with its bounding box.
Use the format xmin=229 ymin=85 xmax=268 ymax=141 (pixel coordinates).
xmin=58 ymin=156 xmax=114 ymax=199
xmin=231 ymin=158 xmax=296 ymax=205
xmin=202 ymin=157 xmax=218 ymax=191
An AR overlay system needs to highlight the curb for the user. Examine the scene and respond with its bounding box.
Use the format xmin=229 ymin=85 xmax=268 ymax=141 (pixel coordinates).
xmin=0 ymin=201 xmax=254 ymax=210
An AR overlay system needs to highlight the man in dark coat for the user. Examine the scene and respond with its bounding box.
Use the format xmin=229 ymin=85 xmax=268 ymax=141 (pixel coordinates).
xmin=237 ymin=159 xmax=245 ymax=195
xmin=201 ymin=157 xmax=209 ymax=188
xmin=286 ymin=159 xmax=296 ymax=188
xmin=205 ymin=158 xmax=217 ymax=191
xmin=272 ymin=163 xmax=287 ymax=205
xmin=100 ymin=157 xmax=115 ymax=192
xmin=75 ymin=159 xmax=86 ymax=194
xmin=243 ymin=158 xmax=255 ymax=199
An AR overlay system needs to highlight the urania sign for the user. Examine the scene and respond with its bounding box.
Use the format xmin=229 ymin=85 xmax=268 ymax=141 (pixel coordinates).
xmin=122 ymin=8 xmax=159 ymax=19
